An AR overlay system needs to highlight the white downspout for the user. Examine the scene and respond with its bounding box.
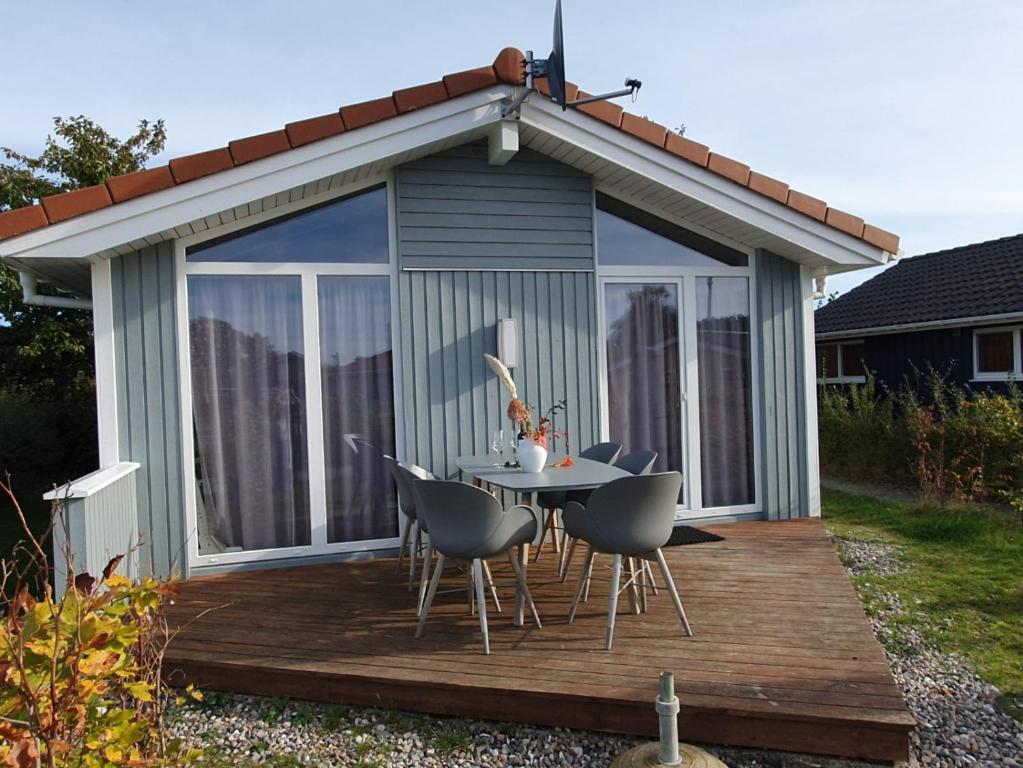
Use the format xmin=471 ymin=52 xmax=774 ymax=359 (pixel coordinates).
xmin=18 ymin=271 xmax=92 ymax=310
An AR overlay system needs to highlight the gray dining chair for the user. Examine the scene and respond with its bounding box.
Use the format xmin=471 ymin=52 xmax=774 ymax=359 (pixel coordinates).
xmin=558 ymin=449 xmax=658 ymax=581
xmin=413 ymin=479 xmax=542 ymax=655
xmin=390 ymin=462 xmax=502 ymax=617
xmin=534 ymin=441 xmax=622 ymax=563
xmin=563 ymin=471 xmax=691 ymax=650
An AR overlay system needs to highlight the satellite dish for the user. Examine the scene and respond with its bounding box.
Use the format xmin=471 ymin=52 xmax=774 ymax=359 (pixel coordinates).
xmin=502 ymin=1 xmax=641 ymax=117
xmin=546 ymin=0 xmax=567 ymax=109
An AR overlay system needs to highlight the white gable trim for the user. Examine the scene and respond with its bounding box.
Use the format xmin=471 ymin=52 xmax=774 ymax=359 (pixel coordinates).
xmin=2 ymin=86 xmax=888 ymax=272
xmin=519 ymin=98 xmax=889 ymax=268
xmin=0 ymin=87 xmax=512 ymax=262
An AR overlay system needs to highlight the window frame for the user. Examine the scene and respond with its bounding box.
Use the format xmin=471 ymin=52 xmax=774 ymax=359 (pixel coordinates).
xmin=972 ymin=325 xmax=1023 ymax=382
xmin=816 ymin=340 xmax=867 ymax=384
xmin=174 ymin=174 xmax=406 ymax=571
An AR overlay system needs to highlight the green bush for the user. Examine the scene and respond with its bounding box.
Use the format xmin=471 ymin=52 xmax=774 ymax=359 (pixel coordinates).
xmin=819 ymin=373 xmax=1023 ymax=512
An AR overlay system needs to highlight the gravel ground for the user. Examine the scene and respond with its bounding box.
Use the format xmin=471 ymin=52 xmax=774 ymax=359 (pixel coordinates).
xmin=165 ymin=536 xmax=1022 ymax=767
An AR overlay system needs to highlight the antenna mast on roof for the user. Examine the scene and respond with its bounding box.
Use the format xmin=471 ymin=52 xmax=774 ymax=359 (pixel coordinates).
xmin=502 ymin=0 xmax=642 ymax=117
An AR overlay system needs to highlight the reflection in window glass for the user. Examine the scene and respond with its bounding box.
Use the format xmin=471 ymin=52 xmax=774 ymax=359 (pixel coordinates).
xmin=188 ymin=275 xmax=310 ymax=554
xmin=696 ymin=276 xmax=754 ymax=508
xmin=977 ymin=331 xmax=1015 ymax=373
xmin=816 ymin=344 xmax=839 ymax=379
xmin=841 ymin=343 xmax=866 ymax=377
xmin=186 ymin=186 xmax=388 ymax=263
xmin=318 ymin=277 xmax=398 ymax=543
xmin=596 ymin=209 xmax=731 ymax=267
xmin=604 ymin=283 xmax=685 ymax=501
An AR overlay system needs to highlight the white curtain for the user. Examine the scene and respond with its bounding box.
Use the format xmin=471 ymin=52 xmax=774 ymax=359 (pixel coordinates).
xmin=696 ymin=276 xmax=754 ymax=508
xmin=318 ymin=277 xmax=397 ymax=543
xmin=188 ymin=276 xmax=310 ymax=552
xmin=604 ymin=283 xmax=684 ymax=497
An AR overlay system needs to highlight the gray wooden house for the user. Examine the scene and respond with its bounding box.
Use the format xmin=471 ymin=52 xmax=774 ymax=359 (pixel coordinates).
xmin=0 ymin=48 xmax=899 ymax=580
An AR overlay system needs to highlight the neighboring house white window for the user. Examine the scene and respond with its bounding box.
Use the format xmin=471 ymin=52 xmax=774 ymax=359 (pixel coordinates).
xmin=816 ymin=340 xmax=867 ymax=384
xmin=973 ymin=326 xmax=1022 ymax=381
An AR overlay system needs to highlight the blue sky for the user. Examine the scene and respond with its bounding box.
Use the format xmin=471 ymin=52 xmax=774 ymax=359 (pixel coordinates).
xmin=5 ymin=1 xmax=1021 ymax=294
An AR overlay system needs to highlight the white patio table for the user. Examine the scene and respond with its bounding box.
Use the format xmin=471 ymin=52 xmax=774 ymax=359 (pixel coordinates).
xmin=455 ymin=454 xmax=630 ymax=626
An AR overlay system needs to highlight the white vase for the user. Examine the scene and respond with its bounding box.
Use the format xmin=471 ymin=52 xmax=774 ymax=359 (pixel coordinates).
xmin=517 ymin=438 xmax=548 ymax=473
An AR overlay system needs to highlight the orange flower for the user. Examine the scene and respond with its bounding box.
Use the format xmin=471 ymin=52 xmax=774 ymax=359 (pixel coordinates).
xmin=507 ymin=398 xmax=530 ymax=424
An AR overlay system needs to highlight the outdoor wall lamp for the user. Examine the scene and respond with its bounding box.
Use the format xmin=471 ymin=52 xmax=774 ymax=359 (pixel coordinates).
xmin=497 ymin=318 xmax=518 ymax=369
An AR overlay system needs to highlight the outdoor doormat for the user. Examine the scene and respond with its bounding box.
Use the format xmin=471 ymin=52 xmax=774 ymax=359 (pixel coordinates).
xmin=667 ymin=525 xmax=725 ymax=546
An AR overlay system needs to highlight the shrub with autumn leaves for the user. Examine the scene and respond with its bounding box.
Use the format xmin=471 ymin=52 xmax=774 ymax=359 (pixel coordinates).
xmin=0 ymin=478 xmax=202 ymax=767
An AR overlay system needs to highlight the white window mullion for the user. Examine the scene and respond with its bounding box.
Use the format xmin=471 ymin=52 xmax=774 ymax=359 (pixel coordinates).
xmin=681 ymin=276 xmax=702 ymax=516
xmin=301 ymin=273 xmax=328 ymax=550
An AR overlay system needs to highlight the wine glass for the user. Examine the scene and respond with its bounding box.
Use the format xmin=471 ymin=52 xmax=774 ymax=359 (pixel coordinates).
xmin=491 ymin=430 xmax=501 ymax=462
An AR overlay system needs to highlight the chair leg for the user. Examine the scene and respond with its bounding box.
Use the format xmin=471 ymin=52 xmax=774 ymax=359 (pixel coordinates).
xmin=534 ymin=509 xmax=555 ymax=563
xmin=606 ymin=553 xmax=623 ymax=650
xmin=559 ymin=534 xmax=576 ymax=582
xmin=466 ymin=564 xmax=475 ymax=614
xmin=636 ymin=558 xmax=648 ymax=613
xmin=472 ymin=559 xmax=490 ymax=655
xmin=482 ymin=559 xmax=502 ymax=613
xmin=626 ymin=557 xmax=640 ymax=615
xmin=654 ymin=548 xmax=693 ymax=637
xmin=415 ymin=553 xmax=445 ymax=638
xmin=583 ymin=553 xmax=596 ymax=603
xmin=568 ymin=545 xmax=595 ymax=623
xmin=644 ymin=560 xmax=659 ymax=595
xmin=397 ymin=518 xmax=412 ymax=571
xmin=417 ymin=542 xmax=433 ymax=616
xmin=408 ymin=522 xmax=421 ymax=591
xmin=506 ymin=549 xmax=542 ymax=629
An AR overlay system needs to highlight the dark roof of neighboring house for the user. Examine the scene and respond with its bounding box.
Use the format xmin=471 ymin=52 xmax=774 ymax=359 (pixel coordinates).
xmin=815 ymin=233 xmax=1023 ymax=334
xmin=0 ymin=48 xmax=899 ymax=254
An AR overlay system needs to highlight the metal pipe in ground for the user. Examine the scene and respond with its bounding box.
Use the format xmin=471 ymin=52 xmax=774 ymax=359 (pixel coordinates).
xmin=610 ymin=670 xmax=728 ymax=768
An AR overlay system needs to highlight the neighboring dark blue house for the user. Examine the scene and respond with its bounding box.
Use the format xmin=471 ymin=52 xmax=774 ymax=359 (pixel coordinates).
xmin=815 ymin=233 xmax=1023 ymax=394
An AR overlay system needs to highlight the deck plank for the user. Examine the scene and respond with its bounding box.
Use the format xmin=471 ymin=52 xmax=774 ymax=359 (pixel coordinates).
xmin=165 ymin=518 xmax=914 ymax=762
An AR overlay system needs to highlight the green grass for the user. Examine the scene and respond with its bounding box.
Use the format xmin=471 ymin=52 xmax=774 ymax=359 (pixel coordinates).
xmin=822 ymin=487 xmax=1023 ymax=698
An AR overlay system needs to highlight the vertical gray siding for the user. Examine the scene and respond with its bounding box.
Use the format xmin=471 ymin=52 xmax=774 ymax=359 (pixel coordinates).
xmin=396 ymin=143 xmax=593 ymax=271
xmin=755 ymin=250 xmax=810 ymax=519
xmin=399 ymin=270 xmax=600 ymax=483
xmin=111 ymin=243 xmax=186 ymax=576
xmin=53 ymin=468 xmax=139 ymax=596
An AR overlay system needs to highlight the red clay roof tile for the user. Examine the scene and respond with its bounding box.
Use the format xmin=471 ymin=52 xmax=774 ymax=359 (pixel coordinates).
xmin=492 ymin=47 xmax=526 ymax=85
xmin=747 ymin=171 xmax=789 ymax=204
xmin=825 ymin=207 xmax=866 ymax=238
xmin=443 ymin=66 xmax=499 ymax=98
xmin=169 ymin=148 xmax=234 ymax=183
xmin=229 ymin=130 xmax=292 ymax=165
xmin=534 ymin=77 xmax=579 ymax=103
xmin=340 ymin=96 xmax=398 ymax=130
xmin=0 ymin=45 xmax=898 ymax=255
xmin=786 ymin=189 xmax=828 ymax=222
xmin=106 ymin=166 xmax=176 ymax=203
xmin=574 ymin=90 xmax=623 ymax=127
xmin=393 ymin=81 xmax=449 ymax=114
xmin=707 ymin=153 xmax=751 ymax=186
xmin=41 ymin=184 xmax=112 ymax=224
xmin=621 ymin=113 xmax=668 ymax=147
xmin=663 ymin=133 xmax=709 ymax=166
xmin=285 ymin=112 xmax=346 ymax=147
xmin=862 ymin=223 xmax=900 ymax=254
xmin=0 ymin=204 xmax=48 ymax=239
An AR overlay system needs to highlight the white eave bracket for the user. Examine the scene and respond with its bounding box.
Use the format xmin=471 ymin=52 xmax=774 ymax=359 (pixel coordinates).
xmin=488 ymin=120 xmax=520 ymax=166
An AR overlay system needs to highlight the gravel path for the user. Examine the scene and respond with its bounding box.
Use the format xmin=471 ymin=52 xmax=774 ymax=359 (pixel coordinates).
xmin=165 ymin=536 xmax=1022 ymax=767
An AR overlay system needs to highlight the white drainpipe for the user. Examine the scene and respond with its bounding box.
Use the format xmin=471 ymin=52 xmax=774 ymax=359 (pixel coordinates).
xmin=18 ymin=271 xmax=92 ymax=310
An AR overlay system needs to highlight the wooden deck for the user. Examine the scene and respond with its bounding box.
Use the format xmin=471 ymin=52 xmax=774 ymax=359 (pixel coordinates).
xmin=164 ymin=519 xmax=914 ymax=763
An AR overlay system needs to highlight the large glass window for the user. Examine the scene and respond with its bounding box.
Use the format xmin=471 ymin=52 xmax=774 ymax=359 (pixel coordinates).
xmin=596 ymin=194 xmax=748 ymax=267
xmin=604 ymin=282 xmax=685 ymax=500
xmin=186 ymin=186 xmax=388 ymax=263
xmin=318 ymin=276 xmax=398 ymax=543
xmin=696 ymin=276 xmax=754 ymax=508
xmin=188 ymin=275 xmax=310 ymax=553
xmin=976 ymin=330 xmax=1015 ymax=374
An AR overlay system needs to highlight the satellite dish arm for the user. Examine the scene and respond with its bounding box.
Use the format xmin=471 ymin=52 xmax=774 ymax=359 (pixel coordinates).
xmin=501 ymin=50 xmax=535 ymax=118
xmin=569 ymin=78 xmax=642 ymax=106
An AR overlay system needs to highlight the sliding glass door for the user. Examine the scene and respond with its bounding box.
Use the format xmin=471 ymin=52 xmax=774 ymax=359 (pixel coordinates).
xmin=182 ymin=185 xmax=400 ymax=565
